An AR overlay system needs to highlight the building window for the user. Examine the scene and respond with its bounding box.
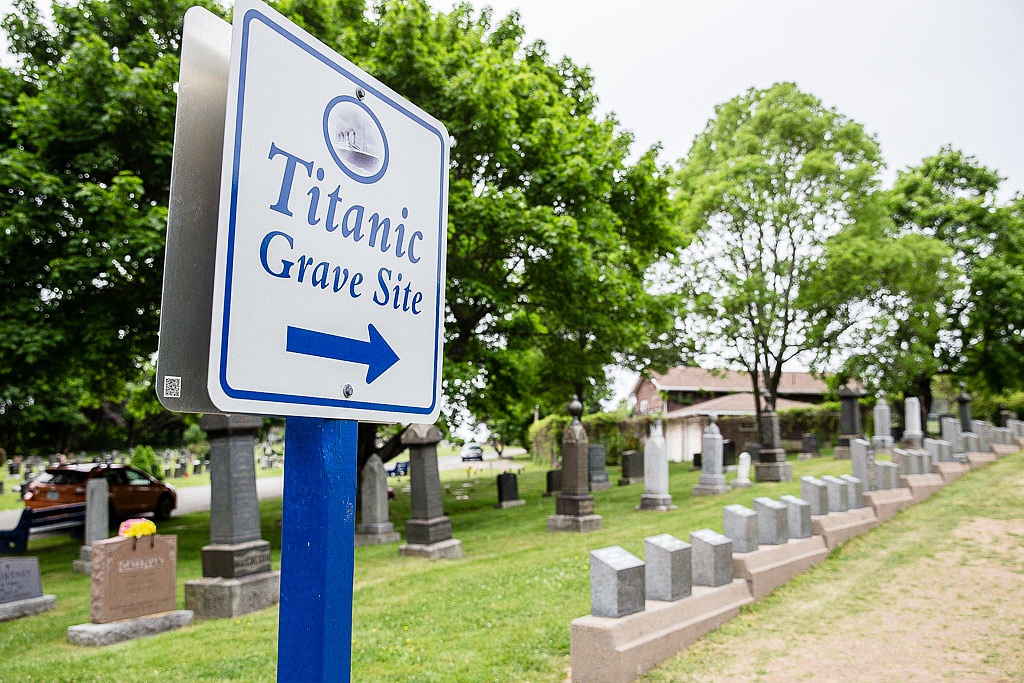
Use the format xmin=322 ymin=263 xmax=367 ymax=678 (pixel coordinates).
xmin=639 ymin=400 xmax=649 ymax=414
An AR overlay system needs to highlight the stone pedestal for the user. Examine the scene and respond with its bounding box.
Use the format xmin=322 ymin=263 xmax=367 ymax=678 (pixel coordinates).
xmin=548 ymin=396 xmax=602 ymax=533
xmin=862 ymin=488 xmax=914 ymax=523
xmin=755 ymin=403 xmax=791 ymax=481
xmin=68 ymin=610 xmax=193 ymax=646
xmin=731 ymin=536 xmax=828 ymax=599
xmin=810 ymin=508 xmax=878 ymax=549
xmin=399 ymin=424 xmax=463 ymax=558
xmin=186 ymin=415 xmax=279 ymax=619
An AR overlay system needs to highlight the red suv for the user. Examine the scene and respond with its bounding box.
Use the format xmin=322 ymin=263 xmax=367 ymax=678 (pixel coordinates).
xmin=23 ymin=463 xmax=177 ymax=521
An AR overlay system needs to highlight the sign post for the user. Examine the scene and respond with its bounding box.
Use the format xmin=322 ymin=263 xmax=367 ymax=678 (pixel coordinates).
xmin=159 ymin=1 xmax=449 ymax=679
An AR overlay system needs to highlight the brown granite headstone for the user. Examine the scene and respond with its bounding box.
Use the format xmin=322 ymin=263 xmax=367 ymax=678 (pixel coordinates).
xmin=90 ymin=535 xmax=177 ymax=624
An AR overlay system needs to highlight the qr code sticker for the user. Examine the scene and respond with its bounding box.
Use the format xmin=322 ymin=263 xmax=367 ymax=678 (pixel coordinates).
xmin=163 ymin=376 xmax=182 ymax=399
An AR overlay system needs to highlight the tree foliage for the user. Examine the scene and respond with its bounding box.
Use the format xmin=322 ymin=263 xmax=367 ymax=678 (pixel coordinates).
xmin=672 ymin=82 xmax=884 ymax=412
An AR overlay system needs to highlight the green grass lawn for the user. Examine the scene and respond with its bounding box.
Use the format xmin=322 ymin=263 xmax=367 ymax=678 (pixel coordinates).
xmin=1 ymin=451 xmax=1015 ymax=682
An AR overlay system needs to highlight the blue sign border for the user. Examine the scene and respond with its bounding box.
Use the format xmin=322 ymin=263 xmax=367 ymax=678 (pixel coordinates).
xmin=218 ymin=8 xmax=446 ymax=416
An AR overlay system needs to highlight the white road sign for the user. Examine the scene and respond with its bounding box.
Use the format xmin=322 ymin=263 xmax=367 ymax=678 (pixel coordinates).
xmin=207 ymin=0 xmax=449 ymax=422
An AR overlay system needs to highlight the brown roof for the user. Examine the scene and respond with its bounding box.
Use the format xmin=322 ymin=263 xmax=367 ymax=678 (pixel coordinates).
xmin=664 ymin=392 xmax=816 ymax=418
xmin=645 ymin=367 xmax=827 ymax=396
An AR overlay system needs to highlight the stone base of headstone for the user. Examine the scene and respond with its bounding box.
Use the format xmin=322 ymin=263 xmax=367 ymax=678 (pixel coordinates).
xmin=730 ymin=479 xmax=753 ymax=489
xmin=589 ymin=479 xmax=613 ymax=492
xmin=862 ymin=488 xmax=915 ymax=523
xmin=730 ymin=536 xmax=829 ymax=600
xmin=617 ymin=476 xmax=643 ymax=486
xmin=547 ymin=514 xmax=603 ymax=533
xmin=753 ymin=462 xmax=792 ymax=482
xmin=637 ymin=494 xmax=676 ymax=512
xmin=569 ymin=580 xmax=753 ymax=683
xmin=404 ymin=516 xmax=453 ymax=546
xmin=494 ymin=499 xmax=526 ymax=509
xmin=398 ymin=538 xmax=463 ymax=560
xmin=990 ymin=443 xmax=1019 ymax=457
xmin=966 ymin=451 xmax=997 ymax=469
xmin=185 ymin=571 xmax=281 ymax=619
xmin=691 ymin=482 xmax=730 ymax=496
xmin=833 ymin=446 xmax=851 ymax=460
xmin=354 ymin=530 xmax=402 ymax=546
xmin=201 ymin=540 xmax=272 ymax=579
xmin=797 ymin=452 xmax=815 ymax=460
xmin=72 ymin=546 xmax=93 ymax=575
xmin=898 ymin=474 xmax=945 ymax=503
xmin=932 ymin=462 xmax=970 ymax=485
xmin=0 ymin=594 xmax=56 ymax=622
xmin=902 ymin=434 xmax=924 ymax=450
xmin=810 ymin=508 xmax=879 ymax=549
xmin=67 ymin=610 xmax=193 ymax=647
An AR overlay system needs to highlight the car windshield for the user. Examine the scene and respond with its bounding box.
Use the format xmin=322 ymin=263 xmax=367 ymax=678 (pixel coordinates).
xmin=47 ymin=470 xmax=90 ymax=485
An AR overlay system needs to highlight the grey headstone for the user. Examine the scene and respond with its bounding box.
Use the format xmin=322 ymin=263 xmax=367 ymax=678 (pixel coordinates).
xmin=357 ymin=454 xmax=395 ymax=536
xmin=0 ymin=557 xmax=43 ymax=604
xmin=588 ymin=444 xmax=610 ymax=489
xmin=83 ymin=479 xmax=110 ymax=548
xmin=754 ymin=497 xmax=788 ymax=545
xmin=690 ymin=529 xmax=733 ymax=587
xmin=699 ymin=418 xmax=725 ymax=484
xmin=876 ymin=461 xmax=900 ymax=490
xmin=800 ymin=476 xmax=829 ymax=516
xmin=590 ymin=546 xmax=645 ymax=618
xmin=872 ymin=394 xmax=894 ymax=453
xmin=644 ymin=534 xmax=691 ymax=602
xmin=801 ymin=433 xmax=820 ymax=455
xmin=822 ymin=475 xmax=849 ymax=513
xmin=731 ymin=452 xmax=753 ymax=488
xmin=924 ymin=438 xmax=941 ymax=463
xmin=963 ymin=432 xmax=980 ymax=453
xmin=840 ymin=474 xmax=864 ymax=509
xmin=779 ymin=495 xmax=812 ymax=539
xmin=402 ymin=423 xmax=460 ymax=553
xmin=850 ymin=438 xmax=875 ymax=491
xmin=903 ymin=397 xmax=923 ymax=448
xmin=723 ymin=504 xmax=758 ymax=553
xmin=639 ymin=421 xmax=673 ymax=510
xmin=941 ymin=417 xmax=962 ymax=453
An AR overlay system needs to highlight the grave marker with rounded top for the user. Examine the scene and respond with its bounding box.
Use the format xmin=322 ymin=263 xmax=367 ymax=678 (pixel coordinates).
xmin=639 ymin=421 xmax=675 ymax=511
xmin=903 ymin=396 xmax=924 ymax=448
xmin=731 ymin=451 xmax=753 ymax=489
xmin=354 ymin=454 xmax=401 ymax=545
xmin=872 ymin=392 xmax=894 ymax=455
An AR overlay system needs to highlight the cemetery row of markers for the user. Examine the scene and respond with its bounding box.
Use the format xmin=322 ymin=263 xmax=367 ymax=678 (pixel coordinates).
xmin=562 ymin=397 xmax=1024 ymax=683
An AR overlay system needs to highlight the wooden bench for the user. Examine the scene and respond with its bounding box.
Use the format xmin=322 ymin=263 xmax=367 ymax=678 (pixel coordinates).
xmin=0 ymin=504 xmax=86 ymax=554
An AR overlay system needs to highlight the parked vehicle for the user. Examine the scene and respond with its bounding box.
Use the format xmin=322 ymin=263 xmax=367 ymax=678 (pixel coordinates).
xmin=460 ymin=443 xmax=484 ymax=461
xmin=23 ymin=463 xmax=177 ymax=521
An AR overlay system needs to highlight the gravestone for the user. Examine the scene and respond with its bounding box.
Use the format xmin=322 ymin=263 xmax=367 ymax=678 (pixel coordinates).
xmin=849 ymin=438 xmax=877 ymax=492
xmin=799 ymin=433 xmax=820 ymax=460
xmin=589 ymin=546 xmax=645 ymax=618
xmin=723 ymin=505 xmax=758 ymax=553
xmin=753 ymin=497 xmax=788 ymax=545
xmin=731 ymin=451 xmax=753 ymax=489
xmin=354 ymin=454 xmax=401 ymax=543
xmin=185 ymin=415 xmax=279 ymax=619
xmin=872 ymin=393 xmax=894 ymax=455
xmin=941 ymin=416 xmax=962 ymax=453
xmin=755 ymin=396 xmax=792 ymax=481
xmin=903 ymin=397 xmax=924 ymax=448
xmin=495 ymin=473 xmax=525 ymax=509
xmin=876 ymin=461 xmax=900 ymax=490
xmin=957 ymin=382 xmax=974 ymax=433
xmin=68 ymin=534 xmax=192 ymax=645
xmin=0 ymin=557 xmax=56 ymax=622
xmin=835 ymin=384 xmax=864 ymax=459
xmin=745 ymin=442 xmax=761 ymax=463
xmin=639 ymin=421 xmax=675 ymax=511
xmin=690 ymin=529 xmax=733 ymax=587
xmin=923 ymin=438 xmax=942 ymax=464
xmin=73 ymin=478 xmax=110 ymax=575
xmin=400 ymin=424 xmax=463 ymax=557
xmin=548 ymin=397 xmax=602 ymax=533
xmin=587 ymin=444 xmax=611 ymax=492
xmin=822 ymin=475 xmax=849 ymax=513
xmin=800 ymin=476 xmax=829 ymax=516
xmin=840 ymin=474 xmax=864 ymax=509
xmin=779 ymin=495 xmax=812 ymax=539
xmin=543 ymin=469 xmax=562 ymax=497
xmin=618 ymin=450 xmax=644 ymax=485
xmin=963 ymin=432 xmax=981 ymax=453
xmin=644 ymin=534 xmax=691 ymax=602
xmin=722 ymin=439 xmax=737 ymax=469
xmin=1000 ymin=409 xmax=1017 ymax=429
xmin=692 ymin=416 xmax=730 ymax=496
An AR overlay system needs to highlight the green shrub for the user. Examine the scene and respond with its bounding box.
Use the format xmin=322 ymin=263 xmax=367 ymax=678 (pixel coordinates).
xmin=130 ymin=444 xmax=164 ymax=480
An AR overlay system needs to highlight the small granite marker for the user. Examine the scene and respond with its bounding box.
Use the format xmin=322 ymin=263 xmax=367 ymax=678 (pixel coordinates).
xmin=0 ymin=557 xmax=56 ymax=622
xmin=690 ymin=529 xmax=734 ymax=587
xmin=644 ymin=534 xmax=691 ymax=602
xmin=355 ymin=454 xmax=402 ymax=543
xmin=590 ymin=546 xmax=645 ymax=618
xmin=731 ymin=451 xmax=753 ymax=489
xmin=779 ymin=495 xmax=812 ymax=539
xmin=800 ymin=476 xmax=829 ymax=516
xmin=723 ymin=505 xmax=759 ymax=553
xmin=754 ymin=497 xmax=788 ymax=545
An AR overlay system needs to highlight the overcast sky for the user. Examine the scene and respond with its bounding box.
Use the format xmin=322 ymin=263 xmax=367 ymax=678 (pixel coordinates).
xmin=430 ymin=0 xmax=1024 ymax=197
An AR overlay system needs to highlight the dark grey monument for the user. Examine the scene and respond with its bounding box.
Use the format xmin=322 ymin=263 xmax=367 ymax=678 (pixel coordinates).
xmin=543 ymin=468 xmax=562 ymax=497
xmin=400 ymin=423 xmax=463 ymax=559
xmin=185 ymin=414 xmax=279 ymax=619
xmin=618 ymin=450 xmax=644 ymax=485
xmin=754 ymin=395 xmax=792 ymax=482
xmin=548 ymin=396 xmax=602 ymax=532
xmin=495 ymin=472 xmax=525 ymax=508
xmin=835 ymin=383 xmax=864 ymax=459
xmin=588 ymin=444 xmax=611 ymax=491
xmin=0 ymin=557 xmax=56 ymax=622
xmin=957 ymin=381 xmax=974 ymax=433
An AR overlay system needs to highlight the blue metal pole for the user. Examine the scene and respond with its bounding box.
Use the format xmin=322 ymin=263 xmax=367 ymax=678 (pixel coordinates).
xmin=278 ymin=417 xmax=357 ymax=682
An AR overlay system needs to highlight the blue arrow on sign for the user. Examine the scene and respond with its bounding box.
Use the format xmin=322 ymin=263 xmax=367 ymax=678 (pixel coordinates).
xmin=286 ymin=324 xmax=400 ymax=384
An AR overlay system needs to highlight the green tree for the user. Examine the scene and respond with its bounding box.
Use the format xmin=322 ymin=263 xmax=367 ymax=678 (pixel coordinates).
xmin=672 ymin=82 xmax=884 ymax=413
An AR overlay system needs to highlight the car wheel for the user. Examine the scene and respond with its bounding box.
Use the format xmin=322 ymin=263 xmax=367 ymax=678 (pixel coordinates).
xmin=154 ymin=494 xmax=174 ymax=521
